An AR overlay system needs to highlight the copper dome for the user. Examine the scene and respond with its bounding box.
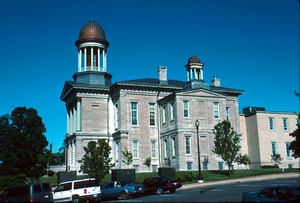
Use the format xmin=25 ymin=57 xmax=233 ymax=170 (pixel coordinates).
xmin=75 ymin=20 xmax=109 ymax=47
xmin=188 ymin=55 xmax=201 ymax=64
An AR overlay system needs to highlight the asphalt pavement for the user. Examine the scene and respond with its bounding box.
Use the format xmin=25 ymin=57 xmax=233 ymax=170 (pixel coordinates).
xmin=179 ymin=172 xmax=300 ymax=190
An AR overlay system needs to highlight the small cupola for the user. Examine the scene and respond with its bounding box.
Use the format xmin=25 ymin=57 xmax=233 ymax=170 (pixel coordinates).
xmin=185 ymin=55 xmax=204 ymax=82
xmin=75 ymin=20 xmax=109 ymax=73
xmin=184 ymin=55 xmax=209 ymax=90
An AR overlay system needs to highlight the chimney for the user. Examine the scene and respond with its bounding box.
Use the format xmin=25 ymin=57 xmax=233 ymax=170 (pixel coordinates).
xmin=211 ymin=75 xmax=221 ymax=87
xmin=158 ymin=66 xmax=168 ymax=85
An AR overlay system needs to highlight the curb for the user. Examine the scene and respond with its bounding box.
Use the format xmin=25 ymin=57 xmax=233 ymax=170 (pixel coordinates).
xmin=179 ymin=172 xmax=300 ymax=190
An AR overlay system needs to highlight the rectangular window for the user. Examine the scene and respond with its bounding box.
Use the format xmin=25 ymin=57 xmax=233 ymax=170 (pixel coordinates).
xmin=203 ymin=162 xmax=209 ymax=170
xmin=269 ymin=117 xmax=275 ymax=131
xmin=213 ymin=102 xmax=220 ymax=119
xmin=114 ymin=103 xmax=119 ymax=130
xmin=152 ymin=165 xmax=158 ymax=172
xmin=283 ymin=118 xmax=289 ymax=131
xmin=271 ymin=142 xmax=277 ymax=155
xmin=171 ymin=137 xmax=176 ymax=157
xmin=115 ymin=142 xmax=119 ymax=162
xmin=151 ymin=141 xmax=157 ymax=158
xmin=132 ymin=140 xmax=139 ymax=158
xmin=162 ymin=105 xmax=167 ymax=124
xmin=286 ymin=142 xmax=292 ymax=158
xmin=183 ymin=101 xmax=190 ymax=118
xmin=170 ymin=102 xmax=174 ymax=120
xmin=226 ymin=107 xmax=230 ymax=121
xmin=131 ymin=102 xmax=138 ymax=126
xmin=218 ymin=162 xmax=224 ymax=170
xmin=164 ymin=139 xmax=168 ymax=158
xmin=185 ymin=137 xmax=192 ymax=155
xmin=187 ymin=162 xmax=193 ymax=170
xmin=149 ymin=103 xmax=156 ymax=126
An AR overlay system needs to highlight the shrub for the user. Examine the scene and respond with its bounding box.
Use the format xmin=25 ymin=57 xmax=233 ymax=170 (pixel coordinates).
xmin=261 ymin=165 xmax=279 ymax=169
xmin=48 ymin=170 xmax=55 ymax=177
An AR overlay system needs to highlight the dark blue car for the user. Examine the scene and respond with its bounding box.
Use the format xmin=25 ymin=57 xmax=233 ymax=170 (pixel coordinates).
xmin=241 ymin=184 xmax=300 ymax=202
xmin=101 ymin=180 xmax=144 ymax=200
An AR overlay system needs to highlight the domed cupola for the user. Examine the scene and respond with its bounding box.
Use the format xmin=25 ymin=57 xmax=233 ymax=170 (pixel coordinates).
xmin=185 ymin=55 xmax=204 ymax=82
xmin=75 ymin=20 xmax=109 ymax=73
xmin=184 ymin=55 xmax=209 ymax=90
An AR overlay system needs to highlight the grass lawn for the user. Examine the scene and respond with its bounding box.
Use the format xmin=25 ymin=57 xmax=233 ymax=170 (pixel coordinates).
xmin=40 ymin=168 xmax=299 ymax=187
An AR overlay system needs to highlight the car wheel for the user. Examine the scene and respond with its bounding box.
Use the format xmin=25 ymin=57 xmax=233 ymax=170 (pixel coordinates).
xmin=72 ymin=195 xmax=80 ymax=203
xmin=121 ymin=191 xmax=129 ymax=200
xmin=169 ymin=188 xmax=176 ymax=193
xmin=156 ymin=188 xmax=163 ymax=195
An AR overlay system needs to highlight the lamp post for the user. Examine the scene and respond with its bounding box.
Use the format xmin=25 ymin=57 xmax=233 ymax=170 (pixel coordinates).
xmin=195 ymin=119 xmax=204 ymax=183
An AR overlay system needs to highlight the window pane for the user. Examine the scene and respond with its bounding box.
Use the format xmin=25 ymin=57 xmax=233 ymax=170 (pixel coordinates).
xmin=131 ymin=102 xmax=138 ymax=126
xmin=149 ymin=103 xmax=156 ymax=126
xmin=183 ymin=101 xmax=189 ymax=118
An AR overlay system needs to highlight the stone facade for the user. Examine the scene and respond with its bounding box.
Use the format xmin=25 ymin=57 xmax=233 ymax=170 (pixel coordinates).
xmin=60 ymin=21 xmax=299 ymax=174
xmin=240 ymin=108 xmax=299 ymax=169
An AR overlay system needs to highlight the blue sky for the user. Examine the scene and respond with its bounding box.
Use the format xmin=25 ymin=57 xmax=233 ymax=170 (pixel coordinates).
xmin=0 ymin=0 xmax=298 ymax=152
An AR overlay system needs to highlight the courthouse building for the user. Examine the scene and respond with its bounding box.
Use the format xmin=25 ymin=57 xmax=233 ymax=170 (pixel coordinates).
xmin=60 ymin=20 xmax=298 ymax=173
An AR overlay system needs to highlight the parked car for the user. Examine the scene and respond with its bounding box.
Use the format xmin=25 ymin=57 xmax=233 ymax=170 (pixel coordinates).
xmin=52 ymin=178 xmax=101 ymax=203
xmin=0 ymin=183 xmax=53 ymax=203
xmin=241 ymin=184 xmax=300 ymax=202
xmin=101 ymin=180 xmax=144 ymax=200
xmin=142 ymin=175 xmax=182 ymax=195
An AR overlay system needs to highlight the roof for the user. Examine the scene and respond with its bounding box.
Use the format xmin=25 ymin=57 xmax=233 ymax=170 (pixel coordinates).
xmin=117 ymin=78 xmax=243 ymax=96
xmin=75 ymin=20 xmax=109 ymax=47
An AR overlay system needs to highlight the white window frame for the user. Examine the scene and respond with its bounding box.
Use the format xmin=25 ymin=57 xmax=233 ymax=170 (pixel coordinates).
xmin=271 ymin=142 xmax=278 ymax=155
xmin=132 ymin=140 xmax=139 ymax=158
xmin=149 ymin=103 xmax=156 ymax=126
xmin=226 ymin=107 xmax=230 ymax=121
xmin=218 ymin=162 xmax=224 ymax=170
xmin=187 ymin=162 xmax=193 ymax=170
xmin=151 ymin=140 xmax=157 ymax=158
xmin=213 ymin=102 xmax=220 ymax=119
xmin=170 ymin=102 xmax=174 ymax=121
xmin=269 ymin=117 xmax=275 ymax=131
xmin=162 ymin=105 xmax=167 ymax=124
xmin=183 ymin=100 xmax=190 ymax=118
xmin=286 ymin=142 xmax=292 ymax=158
xmin=171 ymin=136 xmax=176 ymax=157
xmin=185 ymin=136 xmax=192 ymax=155
xmin=114 ymin=103 xmax=119 ymax=130
xmin=115 ymin=141 xmax=119 ymax=162
xmin=131 ymin=102 xmax=138 ymax=126
xmin=164 ymin=139 xmax=168 ymax=158
xmin=283 ymin=118 xmax=289 ymax=131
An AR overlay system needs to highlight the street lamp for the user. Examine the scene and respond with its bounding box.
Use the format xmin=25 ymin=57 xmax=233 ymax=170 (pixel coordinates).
xmin=195 ymin=119 xmax=204 ymax=183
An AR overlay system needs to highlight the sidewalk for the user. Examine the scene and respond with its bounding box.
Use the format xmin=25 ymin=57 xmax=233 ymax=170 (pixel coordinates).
xmin=179 ymin=172 xmax=300 ymax=190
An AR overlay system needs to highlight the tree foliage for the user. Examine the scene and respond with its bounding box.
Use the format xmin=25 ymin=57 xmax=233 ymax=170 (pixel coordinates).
xmin=212 ymin=120 xmax=241 ymax=176
xmin=121 ymin=147 xmax=133 ymax=167
xmin=143 ymin=157 xmax=151 ymax=170
xmin=289 ymin=127 xmax=300 ymax=159
xmin=0 ymin=107 xmax=48 ymax=182
xmin=235 ymin=153 xmax=251 ymax=169
xmin=271 ymin=154 xmax=283 ymax=165
xmin=79 ymin=139 xmax=115 ymax=183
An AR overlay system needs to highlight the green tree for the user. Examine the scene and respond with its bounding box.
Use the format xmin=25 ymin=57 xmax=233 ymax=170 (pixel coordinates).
xmin=235 ymin=153 xmax=251 ymax=169
xmin=288 ymin=91 xmax=300 ymax=158
xmin=271 ymin=154 xmax=283 ymax=166
xmin=121 ymin=147 xmax=133 ymax=168
xmin=0 ymin=107 xmax=48 ymax=182
xmin=289 ymin=127 xmax=300 ymax=159
xmin=212 ymin=120 xmax=241 ymax=176
xmin=143 ymin=157 xmax=151 ymax=171
xmin=79 ymin=139 xmax=114 ymax=183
